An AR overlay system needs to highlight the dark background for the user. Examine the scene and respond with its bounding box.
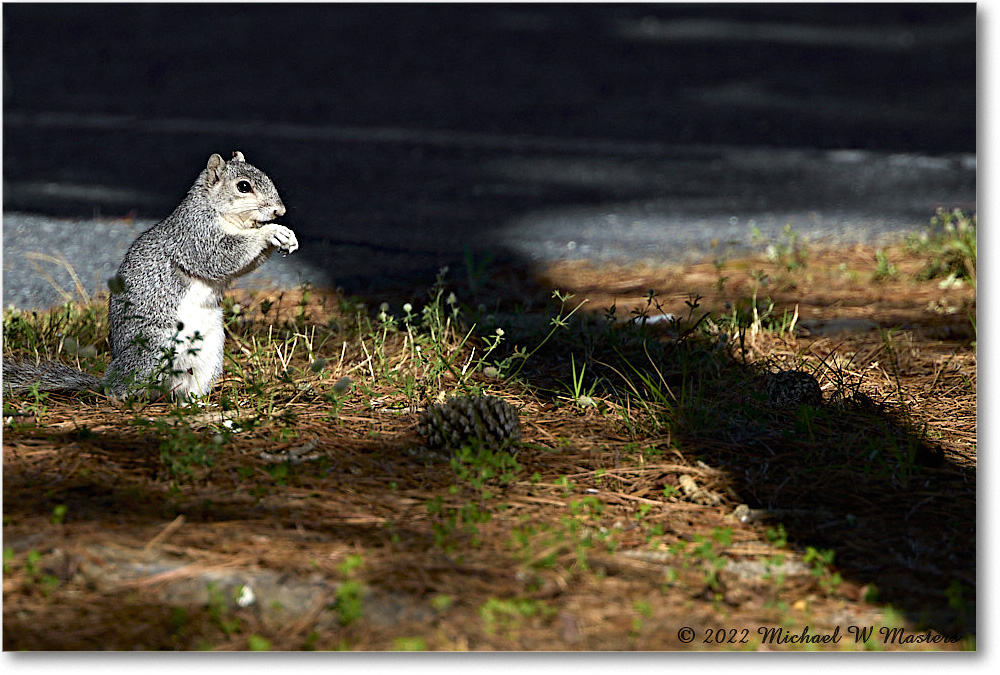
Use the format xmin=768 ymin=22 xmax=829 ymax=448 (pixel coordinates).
xmin=3 ymin=3 xmax=976 ymax=150
xmin=2 ymin=3 xmax=977 ymax=293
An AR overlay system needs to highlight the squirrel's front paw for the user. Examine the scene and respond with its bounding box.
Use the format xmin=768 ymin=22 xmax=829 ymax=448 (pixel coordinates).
xmin=264 ymin=224 xmax=298 ymax=255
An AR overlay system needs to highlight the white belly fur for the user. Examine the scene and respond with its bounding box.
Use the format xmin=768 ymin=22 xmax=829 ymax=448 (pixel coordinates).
xmin=169 ymin=279 xmax=226 ymax=397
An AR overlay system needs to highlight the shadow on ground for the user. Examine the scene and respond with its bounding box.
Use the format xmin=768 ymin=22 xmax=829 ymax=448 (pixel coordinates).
xmin=489 ymin=298 xmax=975 ymax=637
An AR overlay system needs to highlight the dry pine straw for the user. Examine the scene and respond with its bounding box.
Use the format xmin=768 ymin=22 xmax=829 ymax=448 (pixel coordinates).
xmin=2 ymin=246 xmax=976 ymax=650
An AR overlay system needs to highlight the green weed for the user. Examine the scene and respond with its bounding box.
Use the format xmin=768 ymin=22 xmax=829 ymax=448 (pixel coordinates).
xmin=247 ymin=635 xmax=272 ymax=651
xmin=14 ymin=549 xmax=62 ymax=597
xmin=206 ymin=582 xmax=241 ymax=636
xmin=803 ymin=546 xmax=843 ymax=595
xmin=871 ymin=249 xmax=899 ymax=283
xmin=907 ymin=208 xmax=976 ymax=287
xmin=479 ymin=597 xmax=554 ymax=635
xmin=334 ymin=555 xmax=366 ymax=626
xmin=392 ymin=636 xmax=428 ymax=651
xmin=752 ymin=223 xmax=810 ymax=271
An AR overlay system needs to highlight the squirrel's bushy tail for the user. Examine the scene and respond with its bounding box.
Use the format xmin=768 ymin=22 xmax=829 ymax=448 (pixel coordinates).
xmin=2 ymin=359 xmax=102 ymax=394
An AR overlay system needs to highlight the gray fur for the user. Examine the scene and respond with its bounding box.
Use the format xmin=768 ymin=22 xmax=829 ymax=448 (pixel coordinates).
xmin=2 ymin=360 xmax=102 ymax=393
xmin=3 ymin=151 xmax=297 ymax=400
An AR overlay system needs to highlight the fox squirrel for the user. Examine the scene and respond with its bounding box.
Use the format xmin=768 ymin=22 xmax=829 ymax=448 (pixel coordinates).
xmin=3 ymin=151 xmax=298 ymax=400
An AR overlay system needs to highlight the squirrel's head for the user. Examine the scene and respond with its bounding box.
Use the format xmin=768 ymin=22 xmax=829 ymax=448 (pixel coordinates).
xmin=202 ymin=151 xmax=286 ymax=229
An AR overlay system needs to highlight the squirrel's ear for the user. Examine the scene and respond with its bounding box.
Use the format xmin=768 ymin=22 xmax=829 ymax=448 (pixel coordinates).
xmin=206 ymin=153 xmax=225 ymax=184
xmin=232 ymin=151 xmax=246 ymax=162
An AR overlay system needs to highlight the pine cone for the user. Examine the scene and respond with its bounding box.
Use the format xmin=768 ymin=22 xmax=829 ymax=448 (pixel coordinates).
xmin=417 ymin=395 xmax=522 ymax=451
xmin=763 ymin=370 xmax=823 ymax=407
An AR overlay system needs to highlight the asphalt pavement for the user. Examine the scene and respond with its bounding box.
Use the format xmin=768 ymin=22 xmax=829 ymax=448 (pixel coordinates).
xmin=2 ymin=4 xmax=976 ymax=310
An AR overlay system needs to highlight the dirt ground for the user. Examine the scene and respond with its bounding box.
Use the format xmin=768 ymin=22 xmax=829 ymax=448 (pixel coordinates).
xmin=2 ymin=243 xmax=976 ymax=651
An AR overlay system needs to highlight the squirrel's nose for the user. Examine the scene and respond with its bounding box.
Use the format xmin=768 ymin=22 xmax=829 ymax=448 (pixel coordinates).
xmin=272 ymin=203 xmax=286 ymax=219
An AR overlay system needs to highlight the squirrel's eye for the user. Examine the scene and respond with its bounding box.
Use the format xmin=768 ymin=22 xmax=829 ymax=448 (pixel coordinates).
xmin=236 ymin=180 xmax=253 ymax=193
